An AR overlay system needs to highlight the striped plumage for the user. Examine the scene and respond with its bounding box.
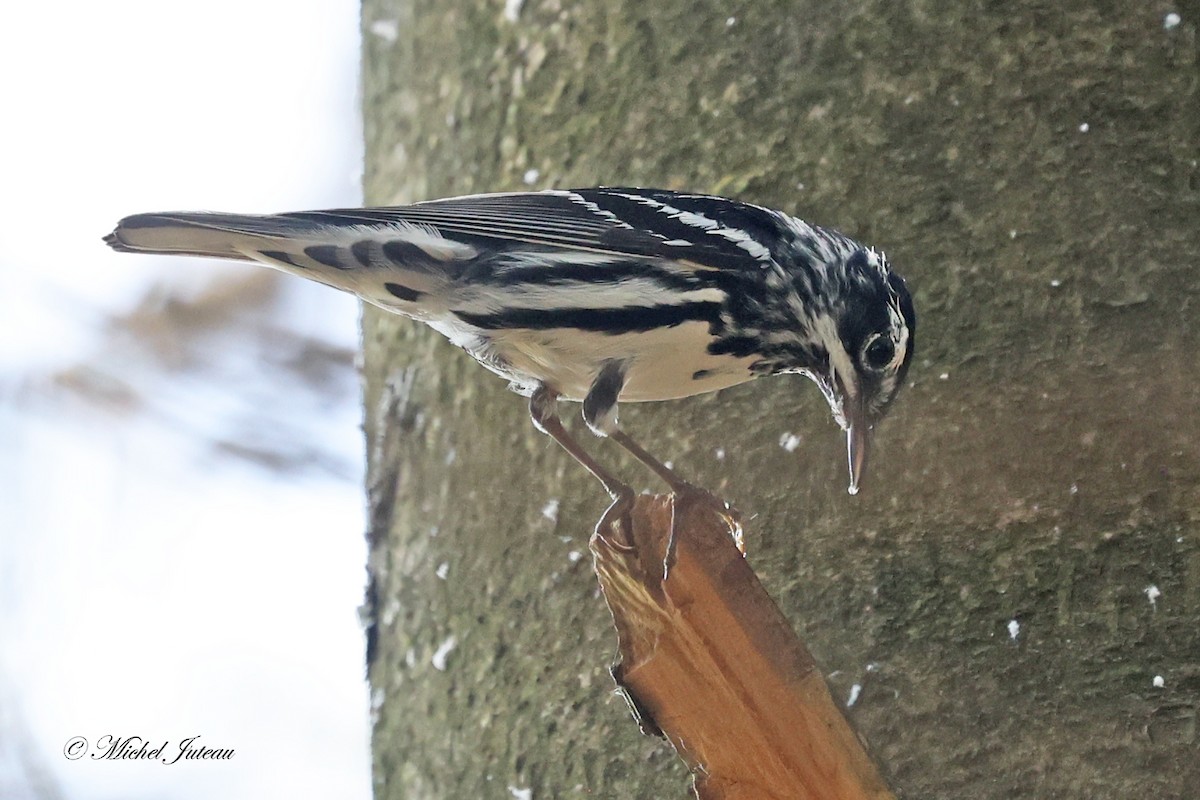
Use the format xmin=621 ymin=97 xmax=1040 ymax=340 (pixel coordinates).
xmin=105 ymin=188 xmax=915 ymax=495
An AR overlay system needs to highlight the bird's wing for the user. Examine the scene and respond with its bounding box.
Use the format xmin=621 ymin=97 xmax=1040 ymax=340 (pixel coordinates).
xmin=275 ymin=188 xmax=780 ymax=270
xmin=104 ymin=190 xmax=786 ymax=294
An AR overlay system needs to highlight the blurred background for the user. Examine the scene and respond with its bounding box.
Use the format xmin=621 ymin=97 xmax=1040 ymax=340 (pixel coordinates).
xmin=0 ymin=1 xmax=372 ymax=797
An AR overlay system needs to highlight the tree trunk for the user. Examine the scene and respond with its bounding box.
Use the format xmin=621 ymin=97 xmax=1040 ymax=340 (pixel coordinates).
xmin=360 ymin=2 xmax=1200 ymax=797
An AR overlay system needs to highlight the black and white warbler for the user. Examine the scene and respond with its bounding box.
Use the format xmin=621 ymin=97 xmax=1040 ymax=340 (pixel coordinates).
xmin=105 ymin=188 xmax=915 ymax=496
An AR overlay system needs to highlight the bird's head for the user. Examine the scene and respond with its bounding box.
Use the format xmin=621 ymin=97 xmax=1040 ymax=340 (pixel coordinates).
xmin=801 ymin=246 xmax=916 ymax=494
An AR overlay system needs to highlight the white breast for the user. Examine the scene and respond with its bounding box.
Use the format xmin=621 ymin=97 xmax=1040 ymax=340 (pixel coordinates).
xmin=427 ymin=317 xmax=759 ymax=403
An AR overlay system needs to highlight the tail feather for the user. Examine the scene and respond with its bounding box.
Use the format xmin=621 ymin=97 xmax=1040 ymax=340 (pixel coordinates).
xmin=103 ymin=210 xmax=471 ymax=312
xmin=103 ymin=212 xmax=313 ymax=260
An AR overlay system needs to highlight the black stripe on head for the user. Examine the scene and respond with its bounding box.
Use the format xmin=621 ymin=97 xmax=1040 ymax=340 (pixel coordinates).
xmin=259 ymin=250 xmax=308 ymax=268
xmin=305 ymin=245 xmax=351 ymax=269
xmin=454 ymin=302 xmax=722 ymax=335
xmin=384 ymin=282 xmax=423 ymax=302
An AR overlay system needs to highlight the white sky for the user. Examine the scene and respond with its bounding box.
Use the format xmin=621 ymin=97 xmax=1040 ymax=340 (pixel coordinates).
xmin=0 ymin=2 xmax=371 ymax=798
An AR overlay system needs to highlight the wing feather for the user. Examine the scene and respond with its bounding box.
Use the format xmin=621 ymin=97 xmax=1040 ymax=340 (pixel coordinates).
xmin=279 ymin=189 xmax=772 ymax=270
xmin=106 ymin=189 xmax=785 ymax=276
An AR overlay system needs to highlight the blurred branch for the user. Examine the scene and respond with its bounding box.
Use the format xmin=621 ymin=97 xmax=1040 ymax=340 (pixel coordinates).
xmin=5 ymin=269 xmax=358 ymax=478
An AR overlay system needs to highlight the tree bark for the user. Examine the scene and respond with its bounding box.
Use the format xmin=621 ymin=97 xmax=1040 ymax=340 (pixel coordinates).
xmin=360 ymin=2 xmax=1200 ymax=797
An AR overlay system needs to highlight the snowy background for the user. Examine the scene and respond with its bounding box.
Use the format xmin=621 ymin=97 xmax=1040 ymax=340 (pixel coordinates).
xmin=0 ymin=1 xmax=371 ymax=797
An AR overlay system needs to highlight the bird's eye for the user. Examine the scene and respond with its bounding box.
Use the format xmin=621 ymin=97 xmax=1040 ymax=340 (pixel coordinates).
xmin=862 ymin=335 xmax=895 ymax=370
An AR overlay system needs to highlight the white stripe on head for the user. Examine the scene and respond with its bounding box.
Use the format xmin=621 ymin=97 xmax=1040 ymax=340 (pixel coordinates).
xmin=883 ymin=281 xmax=910 ymax=371
xmin=810 ymin=314 xmax=859 ymax=401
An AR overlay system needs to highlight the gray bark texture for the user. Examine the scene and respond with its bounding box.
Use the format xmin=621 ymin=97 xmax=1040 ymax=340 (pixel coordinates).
xmin=359 ymin=2 xmax=1200 ymax=798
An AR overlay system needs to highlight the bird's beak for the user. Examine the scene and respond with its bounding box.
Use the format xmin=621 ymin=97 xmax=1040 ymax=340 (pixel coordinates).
xmin=845 ymin=399 xmax=871 ymax=496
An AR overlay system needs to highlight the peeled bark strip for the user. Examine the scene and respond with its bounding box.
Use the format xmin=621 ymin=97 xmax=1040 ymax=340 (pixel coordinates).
xmin=593 ymin=492 xmax=895 ymax=800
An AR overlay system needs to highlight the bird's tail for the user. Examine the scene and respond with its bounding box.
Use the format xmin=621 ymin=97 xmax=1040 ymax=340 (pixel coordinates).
xmin=103 ymin=209 xmax=481 ymax=313
xmin=103 ymin=211 xmax=325 ymax=261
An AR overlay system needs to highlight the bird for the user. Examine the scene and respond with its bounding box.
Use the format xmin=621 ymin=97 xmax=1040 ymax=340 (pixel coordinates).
xmin=105 ymin=187 xmax=915 ymax=498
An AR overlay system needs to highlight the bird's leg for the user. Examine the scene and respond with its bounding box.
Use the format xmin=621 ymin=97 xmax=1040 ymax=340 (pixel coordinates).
xmin=607 ymin=429 xmax=695 ymax=495
xmin=583 ymin=361 xmax=695 ymax=495
xmin=529 ymin=385 xmax=631 ymax=501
